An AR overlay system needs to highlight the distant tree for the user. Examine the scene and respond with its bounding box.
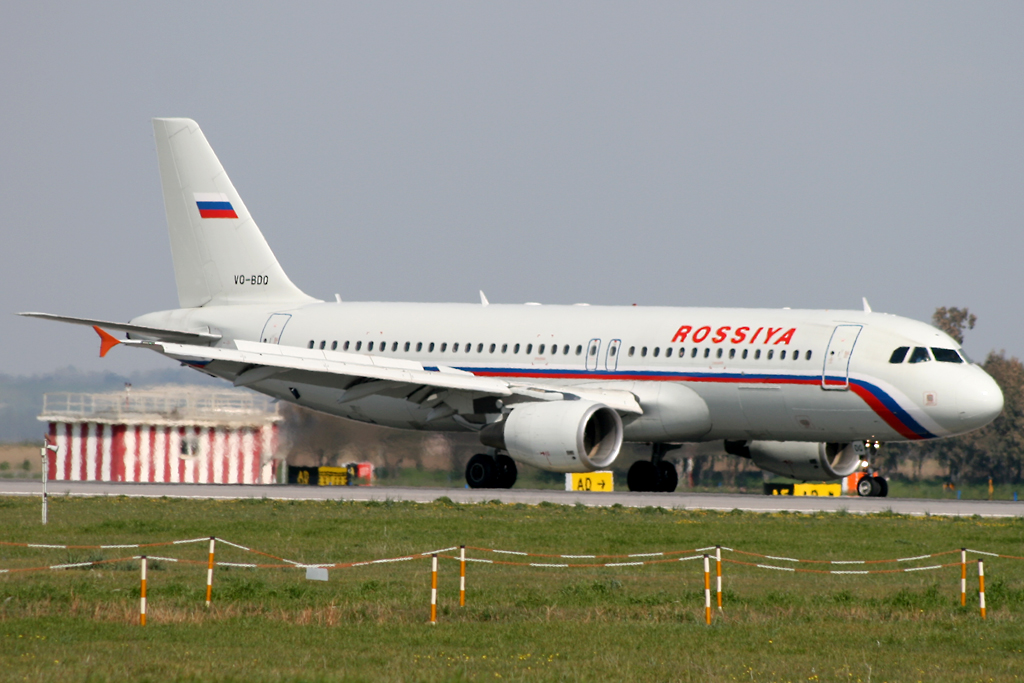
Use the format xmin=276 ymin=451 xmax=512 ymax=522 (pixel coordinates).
xmin=932 ymin=307 xmax=976 ymax=345
xmin=279 ymin=403 xmax=468 ymax=476
xmin=976 ymin=351 xmax=1024 ymax=482
xmin=875 ymin=440 xmax=908 ymax=477
xmin=281 ymin=403 xmax=353 ymax=467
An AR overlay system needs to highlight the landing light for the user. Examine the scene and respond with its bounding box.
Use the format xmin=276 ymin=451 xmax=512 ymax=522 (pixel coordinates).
xmin=859 ymin=460 xmax=870 ymax=469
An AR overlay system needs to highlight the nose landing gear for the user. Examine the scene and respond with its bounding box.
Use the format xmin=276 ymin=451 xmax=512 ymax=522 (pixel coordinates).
xmin=627 ymin=443 xmax=680 ymax=492
xmin=855 ymin=443 xmax=887 ymax=497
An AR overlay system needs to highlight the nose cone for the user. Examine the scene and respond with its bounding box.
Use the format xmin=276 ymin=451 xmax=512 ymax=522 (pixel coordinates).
xmin=956 ymin=368 xmax=1004 ymax=432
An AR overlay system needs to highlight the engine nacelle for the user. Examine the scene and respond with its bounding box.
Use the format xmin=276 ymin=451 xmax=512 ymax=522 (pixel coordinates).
xmin=724 ymin=440 xmax=864 ymax=481
xmin=479 ymin=400 xmax=623 ymax=473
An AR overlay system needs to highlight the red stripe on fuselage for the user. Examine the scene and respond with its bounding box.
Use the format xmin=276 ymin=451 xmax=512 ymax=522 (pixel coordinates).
xmin=847 ymin=382 xmax=922 ymax=440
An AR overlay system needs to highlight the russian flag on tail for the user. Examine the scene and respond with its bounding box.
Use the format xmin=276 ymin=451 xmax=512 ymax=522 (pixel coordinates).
xmin=194 ymin=192 xmax=238 ymax=219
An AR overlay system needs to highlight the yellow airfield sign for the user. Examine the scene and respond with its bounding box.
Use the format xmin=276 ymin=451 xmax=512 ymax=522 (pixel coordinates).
xmin=565 ymin=471 xmax=614 ymax=492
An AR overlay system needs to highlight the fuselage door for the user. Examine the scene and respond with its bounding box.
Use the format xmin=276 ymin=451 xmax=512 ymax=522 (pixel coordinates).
xmin=260 ymin=313 xmax=292 ymax=344
xmin=605 ymin=339 xmax=621 ymax=372
xmin=821 ymin=324 xmax=863 ymax=391
xmin=586 ymin=338 xmax=602 ymax=371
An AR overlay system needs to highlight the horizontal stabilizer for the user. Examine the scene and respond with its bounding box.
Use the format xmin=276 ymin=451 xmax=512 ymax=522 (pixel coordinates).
xmin=18 ymin=312 xmax=221 ymax=345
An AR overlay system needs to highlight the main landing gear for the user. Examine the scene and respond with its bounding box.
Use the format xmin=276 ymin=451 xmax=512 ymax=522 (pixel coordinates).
xmin=856 ymin=474 xmax=889 ymax=497
xmin=465 ymin=452 xmax=518 ymax=489
xmin=627 ymin=443 xmax=680 ymax=493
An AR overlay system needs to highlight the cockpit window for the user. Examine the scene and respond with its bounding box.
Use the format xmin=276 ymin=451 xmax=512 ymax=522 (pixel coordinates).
xmin=931 ymin=348 xmax=963 ymax=363
xmin=959 ymin=349 xmax=973 ymax=364
xmin=908 ymin=346 xmax=931 ymax=363
xmin=889 ymin=347 xmax=909 ymax=364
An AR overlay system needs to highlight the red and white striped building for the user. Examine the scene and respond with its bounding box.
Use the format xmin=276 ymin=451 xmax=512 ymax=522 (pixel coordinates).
xmin=39 ymin=386 xmax=281 ymax=484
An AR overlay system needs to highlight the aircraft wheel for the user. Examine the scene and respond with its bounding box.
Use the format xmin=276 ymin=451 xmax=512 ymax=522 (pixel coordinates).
xmin=466 ymin=453 xmax=496 ymax=489
xmin=857 ymin=475 xmax=880 ymax=497
xmin=873 ymin=476 xmax=888 ymax=498
xmin=627 ymin=460 xmax=657 ymax=492
xmin=657 ymin=461 xmax=678 ymax=492
xmin=495 ymin=454 xmax=518 ymax=489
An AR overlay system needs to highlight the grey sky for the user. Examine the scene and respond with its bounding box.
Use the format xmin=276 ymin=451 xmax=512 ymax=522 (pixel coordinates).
xmin=2 ymin=2 xmax=1022 ymax=376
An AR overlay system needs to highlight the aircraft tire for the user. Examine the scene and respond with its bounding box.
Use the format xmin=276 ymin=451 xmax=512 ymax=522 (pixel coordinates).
xmin=627 ymin=460 xmax=657 ymax=492
xmin=657 ymin=461 xmax=678 ymax=492
xmin=466 ymin=453 xmax=497 ymax=489
xmin=873 ymin=476 xmax=888 ymax=498
xmin=495 ymin=454 xmax=518 ymax=489
xmin=857 ymin=475 xmax=880 ymax=497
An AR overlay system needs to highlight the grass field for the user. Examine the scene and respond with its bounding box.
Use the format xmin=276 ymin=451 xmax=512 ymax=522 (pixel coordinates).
xmin=1 ymin=495 xmax=1023 ymax=682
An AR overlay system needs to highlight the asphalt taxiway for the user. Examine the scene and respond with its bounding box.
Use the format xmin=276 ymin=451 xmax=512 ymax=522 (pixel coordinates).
xmin=0 ymin=480 xmax=1021 ymax=517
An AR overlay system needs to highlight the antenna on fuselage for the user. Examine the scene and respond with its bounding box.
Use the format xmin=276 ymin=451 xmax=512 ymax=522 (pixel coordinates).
xmin=862 ymin=297 xmax=872 ymax=313
xmin=479 ymin=290 xmax=490 ymax=306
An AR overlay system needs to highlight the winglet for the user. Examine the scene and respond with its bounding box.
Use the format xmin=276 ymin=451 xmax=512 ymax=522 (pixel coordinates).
xmin=93 ymin=326 xmax=122 ymax=358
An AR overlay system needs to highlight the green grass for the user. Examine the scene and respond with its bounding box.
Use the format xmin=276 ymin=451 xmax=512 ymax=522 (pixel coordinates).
xmin=1 ymin=496 xmax=1023 ymax=682
xmin=885 ymin=479 xmax=1023 ymax=501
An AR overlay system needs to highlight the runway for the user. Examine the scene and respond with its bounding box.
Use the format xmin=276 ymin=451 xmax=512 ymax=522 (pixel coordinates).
xmin=1 ymin=480 xmax=1021 ymax=517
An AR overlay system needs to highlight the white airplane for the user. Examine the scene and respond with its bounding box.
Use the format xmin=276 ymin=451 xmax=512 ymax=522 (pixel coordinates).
xmin=22 ymin=118 xmax=1004 ymax=496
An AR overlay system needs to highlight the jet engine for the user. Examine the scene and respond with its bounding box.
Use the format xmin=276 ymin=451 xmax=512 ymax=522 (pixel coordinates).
xmin=479 ymin=400 xmax=623 ymax=473
xmin=724 ymin=440 xmax=864 ymax=481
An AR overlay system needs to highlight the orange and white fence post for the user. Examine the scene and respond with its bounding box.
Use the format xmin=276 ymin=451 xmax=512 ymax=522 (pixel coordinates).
xmin=978 ymin=559 xmax=986 ymax=620
xmin=960 ymin=548 xmax=967 ymax=607
xmin=459 ymin=545 xmax=466 ymax=607
xmin=140 ymin=556 xmax=148 ymax=626
xmin=205 ymin=537 xmax=216 ymax=607
xmin=430 ymin=553 xmax=438 ymax=625
xmin=703 ymin=554 xmax=712 ymax=625
xmin=715 ymin=545 xmax=722 ymax=610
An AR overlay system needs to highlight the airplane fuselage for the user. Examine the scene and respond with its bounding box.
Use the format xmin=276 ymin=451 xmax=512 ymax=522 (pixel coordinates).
xmin=133 ymin=301 xmax=1001 ymax=445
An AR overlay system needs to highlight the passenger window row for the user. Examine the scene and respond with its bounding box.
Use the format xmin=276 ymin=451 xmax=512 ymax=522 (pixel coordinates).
xmin=889 ymin=346 xmax=964 ymax=364
xmin=626 ymin=346 xmax=812 ymax=362
xmin=307 ymin=340 xmax=586 ymax=356
xmin=305 ymin=336 xmax=816 ymax=364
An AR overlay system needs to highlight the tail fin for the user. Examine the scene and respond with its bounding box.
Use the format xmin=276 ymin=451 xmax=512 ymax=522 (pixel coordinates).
xmin=152 ymin=118 xmax=317 ymax=308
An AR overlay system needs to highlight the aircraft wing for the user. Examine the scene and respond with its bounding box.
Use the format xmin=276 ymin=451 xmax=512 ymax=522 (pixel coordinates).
xmin=121 ymin=336 xmax=514 ymax=397
xmin=18 ymin=312 xmax=221 ymax=345
xmin=108 ymin=335 xmax=642 ymax=417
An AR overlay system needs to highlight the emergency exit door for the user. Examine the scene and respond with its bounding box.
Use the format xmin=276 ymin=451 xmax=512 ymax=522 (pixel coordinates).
xmin=605 ymin=339 xmax=621 ymax=371
xmin=586 ymin=339 xmax=602 ymax=371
